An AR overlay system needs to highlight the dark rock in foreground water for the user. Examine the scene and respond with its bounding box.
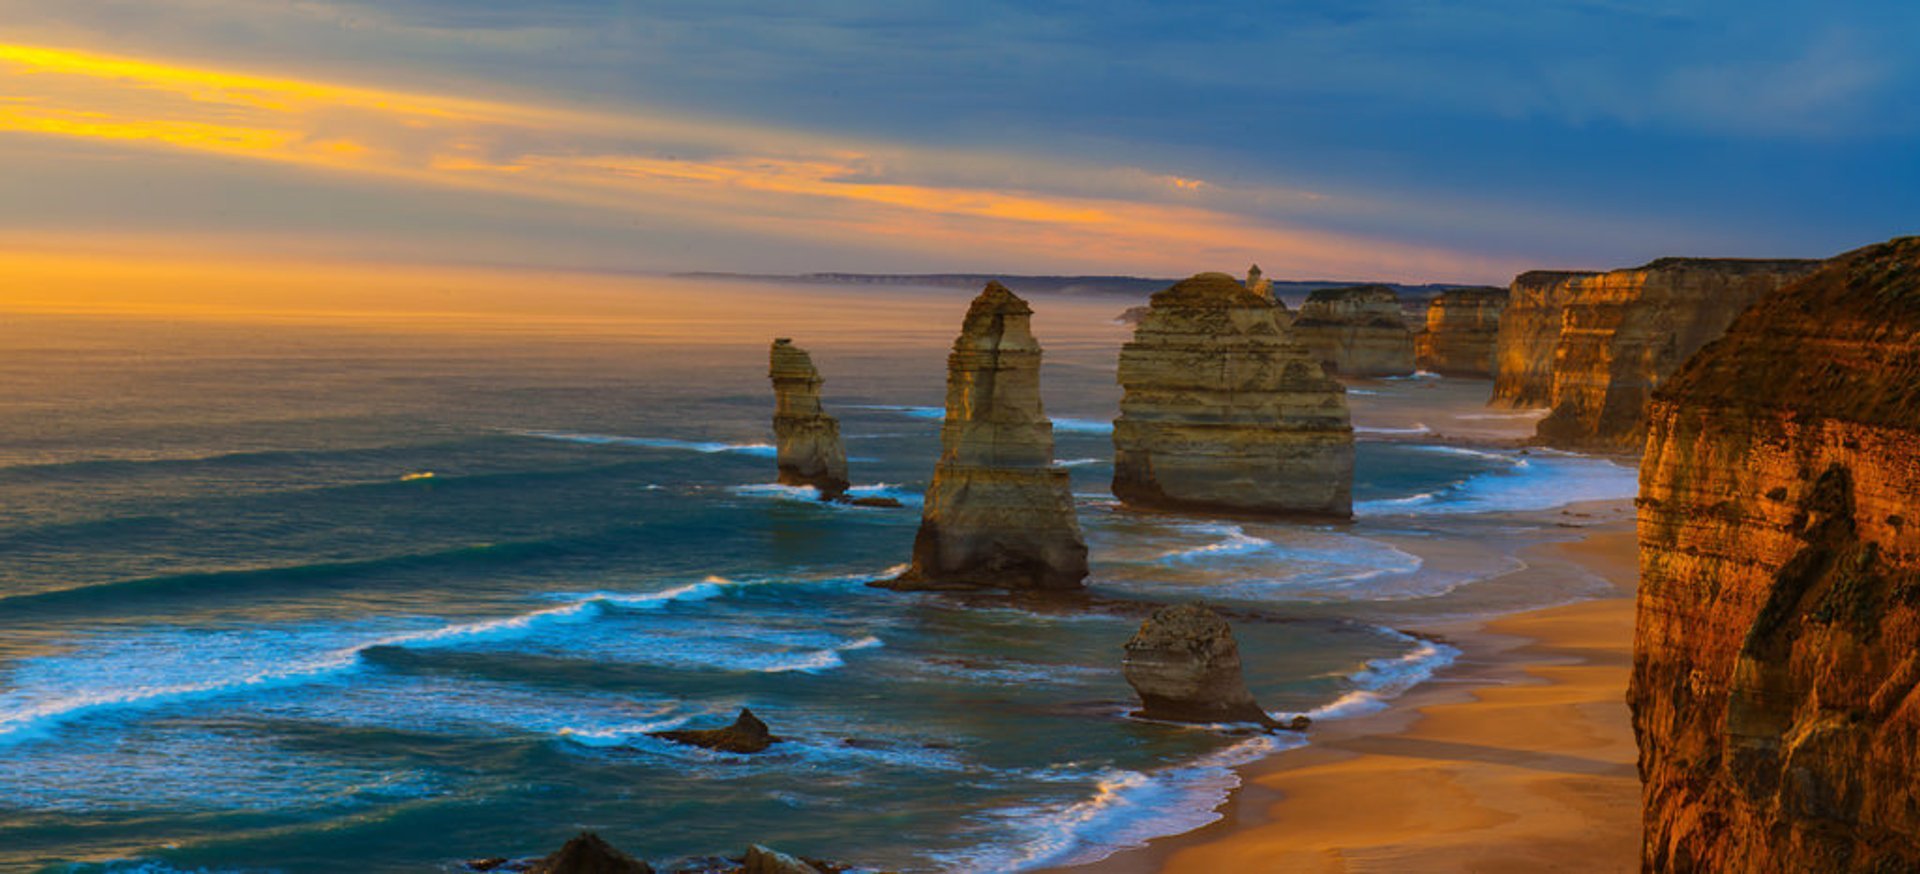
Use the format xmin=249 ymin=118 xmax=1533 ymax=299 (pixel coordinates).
xmin=651 ymin=708 xmax=780 ymax=754
xmin=1122 ymin=602 xmax=1280 ymax=727
xmin=529 ymin=832 xmax=652 ymax=874
xmin=742 ymin=844 xmax=822 ymax=874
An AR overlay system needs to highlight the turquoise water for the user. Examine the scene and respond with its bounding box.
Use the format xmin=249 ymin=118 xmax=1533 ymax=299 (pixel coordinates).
xmin=0 ymin=284 xmax=1637 ymax=872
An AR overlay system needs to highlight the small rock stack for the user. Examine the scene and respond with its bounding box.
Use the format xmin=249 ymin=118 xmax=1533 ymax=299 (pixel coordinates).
xmin=768 ymin=338 xmax=850 ymax=499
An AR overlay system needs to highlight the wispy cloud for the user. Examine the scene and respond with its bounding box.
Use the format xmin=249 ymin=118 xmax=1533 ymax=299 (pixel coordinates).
xmin=0 ymin=41 xmax=1527 ymax=279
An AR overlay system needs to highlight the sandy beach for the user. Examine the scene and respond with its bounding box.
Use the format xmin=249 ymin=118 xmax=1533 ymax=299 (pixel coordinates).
xmin=1069 ymin=499 xmax=1643 ymax=873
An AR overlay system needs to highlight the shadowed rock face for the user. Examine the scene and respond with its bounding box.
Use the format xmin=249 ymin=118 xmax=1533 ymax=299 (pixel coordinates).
xmin=1112 ymin=272 xmax=1353 ymax=518
xmin=527 ymin=832 xmax=653 ymax=874
xmin=1123 ymin=602 xmax=1272 ymax=725
xmin=1414 ymin=286 xmax=1507 ymax=377
xmin=1632 ymin=237 xmax=1920 ymax=873
xmin=651 ymin=708 xmax=780 ymax=754
xmin=886 ymin=282 xmax=1088 ymax=591
xmin=769 ymin=339 xmax=849 ymax=498
xmin=1490 ymin=258 xmax=1822 ymax=450
xmin=1290 ymin=284 xmax=1416 ymax=377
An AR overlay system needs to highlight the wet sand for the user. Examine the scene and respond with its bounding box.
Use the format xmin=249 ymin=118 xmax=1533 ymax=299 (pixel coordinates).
xmin=1066 ymin=499 xmax=1642 ymax=873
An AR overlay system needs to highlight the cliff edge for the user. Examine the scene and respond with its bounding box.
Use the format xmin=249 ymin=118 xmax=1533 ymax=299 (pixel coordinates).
xmin=1632 ymin=237 xmax=1920 ymax=872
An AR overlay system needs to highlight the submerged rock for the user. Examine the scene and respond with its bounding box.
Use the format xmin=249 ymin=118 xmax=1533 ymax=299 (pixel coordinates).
xmin=1112 ymin=272 xmax=1353 ymax=518
xmin=651 ymin=708 xmax=780 ymax=754
xmin=528 ymin=832 xmax=652 ymax=874
xmin=769 ymin=339 xmax=850 ymax=499
xmin=742 ymin=845 xmax=822 ymax=874
xmin=883 ymin=282 xmax=1089 ymax=591
xmin=1413 ymin=286 xmax=1506 ymax=377
xmin=1123 ymin=602 xmax=1275 ymax=726
xmin=1290 ymin=284 xmax=1416 ymax=377
xmin=1633 ymin=237 xmax=1920 ymax=872
xmin=844 ymin=496 xmax=904 ymax=509
xmin=1489 ymin=258 xmax=1822 ymax=449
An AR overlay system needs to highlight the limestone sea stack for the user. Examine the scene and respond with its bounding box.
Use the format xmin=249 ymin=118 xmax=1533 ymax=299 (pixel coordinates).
xmin=1112 ymin=273 xmax=1353 ymax=518
xmin=768 ymin=339 xmax=850 ymax=499
xmin=1123 ymin=602 xmax=1277 ymax=726
xmin=1488 ymin=258 xmax=1821 ymax=450
xmin=1413 ymin=286 xmax=1507 ymax=377
xmin=885 ymin=282 xmax=1089 ymax=591
xmin=1632 ymin=237 xmax=1920 ymax=872
xmin=1290 ymin=284 xmax=1417 ymax=376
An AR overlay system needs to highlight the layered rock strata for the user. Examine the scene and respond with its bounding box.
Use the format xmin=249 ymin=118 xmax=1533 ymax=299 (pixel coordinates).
xmin=886 ymin=282 xmax=1089 ymax=591
xmin=1489 ymin=259 xmax=1821 ymax=449
xmin=1290 ymin=284 xmax=1416 ymax=376
xmin=1123 ymin=602 xmax=1278 ymax=726
xmin=1632 ymin=237 xmax=1920 ymax=873
xmin=1112 ymin=273 xmax=1353 ymax=518
xmin=1413 ymin=286 xmax=1507 ymax=377
xmin=769 ymin=339 xmax=849 ymax=499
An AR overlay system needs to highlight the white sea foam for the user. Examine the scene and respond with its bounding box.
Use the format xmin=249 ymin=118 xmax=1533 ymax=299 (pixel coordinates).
xmin=1283 ymin=629 xmax=1460 ymax=722
xmin=1355 ymin=448 xmax=1637 ymax=517
xmin=0 ymin=573 xmax=897 ymax=745
xmin=515 ymin=430 xmax=776 ymax=457
xmin=1055 ymin=457 xmax=1104 ymax=467
xmin=730 ymin=482 xmax=925 ymax=507
xmin=1157 ymin=524 xmax=1273 ymax=562
xmin=1354 ymin=422 xmax=1432 ymax=435
xmin=1381 ymin=370 xmax=1443 ymax=381
xmin=944 ymin=734 xmax=1299 ymax=872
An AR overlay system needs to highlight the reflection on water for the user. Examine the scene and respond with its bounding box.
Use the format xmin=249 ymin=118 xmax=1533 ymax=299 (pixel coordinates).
xmin=0 ymin=276 xmax=1632 ymax=872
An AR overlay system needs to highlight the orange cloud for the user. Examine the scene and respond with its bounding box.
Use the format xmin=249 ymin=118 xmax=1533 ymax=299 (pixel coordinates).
xmin=0 ymin=42 xmax=1524 ymax=280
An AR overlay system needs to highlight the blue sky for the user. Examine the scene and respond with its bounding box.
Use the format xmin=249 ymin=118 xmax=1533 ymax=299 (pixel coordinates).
xmin=1 ymin=0 xmax=1912 ymax=281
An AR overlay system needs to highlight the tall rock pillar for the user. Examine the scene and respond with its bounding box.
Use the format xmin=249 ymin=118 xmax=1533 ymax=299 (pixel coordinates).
xmin=769 ymin=338 xmax=849 ymax=499
xmin=886 ymin=282 xmax=1089 ymax=591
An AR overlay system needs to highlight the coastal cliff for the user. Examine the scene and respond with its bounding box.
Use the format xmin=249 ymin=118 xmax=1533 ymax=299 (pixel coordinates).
xmin=1632 ymin=237 xmax=1920 ymax=872
xmin=768 ymin=339 xmax=850 ymax=498
xmin=1414 ymin=286 xmax=1506 ymax=377
xmin=1490 ymin=259 xmax=1821 ymax=449
xmin=1290 ymin=284 xmax=1416 ymax=377
xmin=886 ymin=282 xmax=1089 ymax=590
xmin=1111 ymin=273 xmax=1353 ymax=518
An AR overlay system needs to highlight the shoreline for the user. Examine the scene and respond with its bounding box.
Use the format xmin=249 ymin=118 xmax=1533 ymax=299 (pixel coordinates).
xmin=1057 ymin=498 xmax=1641 ymax=873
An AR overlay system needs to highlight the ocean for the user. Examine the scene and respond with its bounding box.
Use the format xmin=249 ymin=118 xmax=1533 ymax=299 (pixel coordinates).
xmin=0 ymin=278 xmax=1638 ymax=872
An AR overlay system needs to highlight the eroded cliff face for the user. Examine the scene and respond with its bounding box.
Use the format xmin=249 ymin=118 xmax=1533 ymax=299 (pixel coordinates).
xmin=1290 ymin=284 xmax=1416 ymax=377
xmin=1414 ymin=286 xmax=1507 ymax=378
xmin=768 ymin=339 xmax=850 ymax=498
xmin=1112 ymin=273 xmax=1353 ymax=518
xmin=1632 ymin=237 xmax=1920 ymax=873
xmin=886 ymin=282 xmax=1089 ymax=591
xmin=1490 ymin=260 xmax=1821 ymax=449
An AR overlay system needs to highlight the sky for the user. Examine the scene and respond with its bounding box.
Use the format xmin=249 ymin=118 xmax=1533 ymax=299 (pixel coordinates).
xmin=1 ymin=0 xmax=1915 ymax=283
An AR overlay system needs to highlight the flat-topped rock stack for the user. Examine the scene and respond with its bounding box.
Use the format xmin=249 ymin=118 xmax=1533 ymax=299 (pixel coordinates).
xmin=768 ymin=339 xmax=850 ymax=499
xmin=1413 ymin=286 xmax=1507 ymax=377
xmin=1112 ymin=272 xmax=1353 ymax=518
xmin=884 ymin=282 xmax=1089 ymax=591
xmin=1290 ymin=284 xmax=1416 ymax=377
xmin=1123 ymin=602 xmax=1279 ymax=727
xmin=1490 ymin=258 xmax=1822 ymax=450
xmin=1632 ymin=237 xmax=1920 ymax=873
